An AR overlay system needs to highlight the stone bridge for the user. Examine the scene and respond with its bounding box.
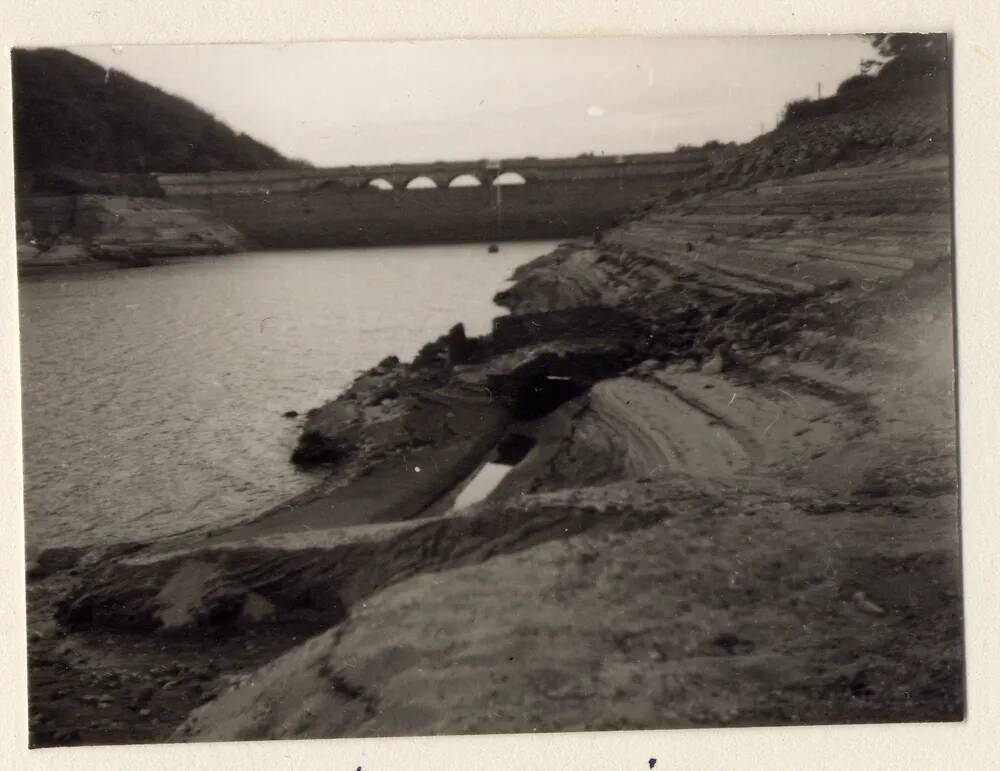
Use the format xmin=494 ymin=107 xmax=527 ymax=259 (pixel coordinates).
xmin=14 ymin=150 xmax=712 ymax=251
xmin=155 ymin=151 xmax=709 ymax=196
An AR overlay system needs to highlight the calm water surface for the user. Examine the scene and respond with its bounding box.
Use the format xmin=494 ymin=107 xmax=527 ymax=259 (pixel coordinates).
xmin=19 ymin=242 xmax=555 ymax=550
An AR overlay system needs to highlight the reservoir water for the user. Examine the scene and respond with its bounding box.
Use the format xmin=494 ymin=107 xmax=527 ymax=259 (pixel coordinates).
xmin=19 ymin=241 xmax=555 ymax=551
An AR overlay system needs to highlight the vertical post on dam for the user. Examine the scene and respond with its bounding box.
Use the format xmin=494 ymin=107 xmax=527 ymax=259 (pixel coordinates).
xmin=487 ymin=160 xmax=503 ymax=243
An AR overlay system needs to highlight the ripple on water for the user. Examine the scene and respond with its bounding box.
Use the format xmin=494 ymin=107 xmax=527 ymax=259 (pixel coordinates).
xmin=20 ymin=242 xmax=555 ymax=549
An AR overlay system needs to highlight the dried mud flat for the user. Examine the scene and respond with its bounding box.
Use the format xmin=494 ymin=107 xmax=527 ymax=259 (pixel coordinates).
xmin=25 ymin=75 xmax=961 ymax=746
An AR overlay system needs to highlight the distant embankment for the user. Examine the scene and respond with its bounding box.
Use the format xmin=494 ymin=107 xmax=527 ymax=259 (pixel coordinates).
xmin=16 ymin=152 xmax=711 ymax=265
xmin=16 ymin=194 xmax=248 ymax=271
xmin=158 ymin=153 xmax=710 ymax=248
xmin=165 ymin=178 xmax=693 ymax=249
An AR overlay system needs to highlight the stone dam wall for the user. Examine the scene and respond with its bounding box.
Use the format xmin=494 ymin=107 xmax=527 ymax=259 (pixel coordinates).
xmin=16 ymin=155 xmax=709 ymax=262
xmin=168 ymin=174 xmax=700 ymax=249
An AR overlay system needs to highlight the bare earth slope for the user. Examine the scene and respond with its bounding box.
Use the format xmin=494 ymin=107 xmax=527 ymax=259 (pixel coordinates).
xmin=174 ymin=259 xmax=959 ymax=740
xmin=26 ymin=73 xmax=960 ymax=745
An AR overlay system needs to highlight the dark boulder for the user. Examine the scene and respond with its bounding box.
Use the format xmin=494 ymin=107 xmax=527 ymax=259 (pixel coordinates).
xmin=446 ymin=323 xmax=473 ymax=366
xmin=291 ymin=430 xmax=355 ymax=469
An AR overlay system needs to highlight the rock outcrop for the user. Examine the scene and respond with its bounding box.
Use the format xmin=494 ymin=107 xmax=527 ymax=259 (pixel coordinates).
xmin=16 ymin=194 xmax=249 ymax=272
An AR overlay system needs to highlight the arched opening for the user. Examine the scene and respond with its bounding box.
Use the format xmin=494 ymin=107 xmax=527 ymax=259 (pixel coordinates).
xmin=493 ymin=171 xmax=527 ymax=186
xmin=512 ymin=373 xmax=583 ymax=420
xmin=366 ymin=178 xmax=394 ymax=191
xmin=405 ymin=176 xmax=438 ymax=190
xmin=448 ymin=174 xmax=482 ymax=188
xmin=495 ymin=433 xmax=536 ymax=465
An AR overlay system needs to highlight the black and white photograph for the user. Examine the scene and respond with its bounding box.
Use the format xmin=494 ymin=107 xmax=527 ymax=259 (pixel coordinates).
xmin=11 ymin=33 xmax=961 ymax=749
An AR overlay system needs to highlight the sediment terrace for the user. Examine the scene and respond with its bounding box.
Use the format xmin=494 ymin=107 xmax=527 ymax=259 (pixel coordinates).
xmin=21 ymin=69 xmax=963 ymax=745
xmin=24 ymin=72 xmax=960 ymax=744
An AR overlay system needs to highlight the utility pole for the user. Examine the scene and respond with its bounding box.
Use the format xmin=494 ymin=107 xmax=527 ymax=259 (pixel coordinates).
xmin=817 ymin=81 xmax=822 ymax=99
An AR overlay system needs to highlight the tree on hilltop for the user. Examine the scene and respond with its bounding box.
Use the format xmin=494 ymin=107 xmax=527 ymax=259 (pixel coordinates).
xmin=863 ymin=33 xmax=949 ymax=80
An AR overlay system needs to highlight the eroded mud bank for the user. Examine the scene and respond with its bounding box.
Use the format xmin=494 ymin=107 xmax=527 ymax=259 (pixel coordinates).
xmin=25 ymin=77 xmax=961 ymax=744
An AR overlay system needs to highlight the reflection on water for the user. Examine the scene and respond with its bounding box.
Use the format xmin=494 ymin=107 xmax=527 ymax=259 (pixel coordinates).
xmin=19 ymin=241 xmax=556 ymax=549
xmin=450 ymin=462 xmax=514 ymax=511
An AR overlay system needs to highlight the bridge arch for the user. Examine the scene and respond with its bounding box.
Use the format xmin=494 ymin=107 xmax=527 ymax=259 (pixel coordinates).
xmin=493 ymin=171 xmax=527 ymax=186
xmin=366 ymin=177 xmax=394 ymax=191
xmin=404 ymin=176 xmax=438 ymax=190
xmin=447 ymin=174 xmax=483 ymax=188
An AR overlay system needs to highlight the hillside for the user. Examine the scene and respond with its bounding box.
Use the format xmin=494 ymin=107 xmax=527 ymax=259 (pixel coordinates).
xmin=11 ymin=48 xmax=304 ymax=177
xmin=648 ymin=61 xmax=950 ymax=206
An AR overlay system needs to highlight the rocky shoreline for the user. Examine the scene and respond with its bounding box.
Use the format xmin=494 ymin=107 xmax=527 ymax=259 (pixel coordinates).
xmin=25 ymin=73 xmax=961 ymax=745
xmin=16 ymin=194 xmax=249 ymax=275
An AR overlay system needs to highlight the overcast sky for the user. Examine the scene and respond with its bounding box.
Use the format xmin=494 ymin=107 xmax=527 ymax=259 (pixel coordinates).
xmin=70 ymin=36 xmax=874 ymax=167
